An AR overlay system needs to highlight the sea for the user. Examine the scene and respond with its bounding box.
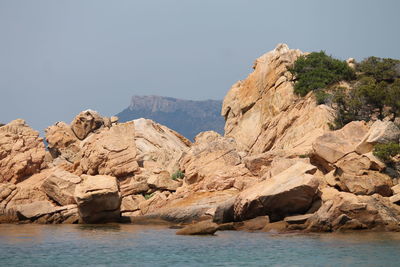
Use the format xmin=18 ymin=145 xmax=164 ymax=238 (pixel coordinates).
xmin=0 ymin=224 xmax=399 ymax=266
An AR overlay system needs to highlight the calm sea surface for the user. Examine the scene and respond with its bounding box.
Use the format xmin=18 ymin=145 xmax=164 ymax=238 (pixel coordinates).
xmin=0 ymin=224 xmax=400 ymax=266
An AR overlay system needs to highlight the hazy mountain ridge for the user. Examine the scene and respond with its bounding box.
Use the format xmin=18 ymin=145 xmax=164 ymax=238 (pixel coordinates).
xmin=116 ymin=95 xmax=225 ymax=140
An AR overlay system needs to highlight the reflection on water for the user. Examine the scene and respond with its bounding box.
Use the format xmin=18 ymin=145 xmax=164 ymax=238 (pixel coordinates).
xmin=1 ymin=224 xmax=400 ymax=266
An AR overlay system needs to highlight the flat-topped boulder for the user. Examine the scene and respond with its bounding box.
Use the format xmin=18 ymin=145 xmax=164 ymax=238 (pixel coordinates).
xmin=74 ymin=175 xmax=121 ymax=223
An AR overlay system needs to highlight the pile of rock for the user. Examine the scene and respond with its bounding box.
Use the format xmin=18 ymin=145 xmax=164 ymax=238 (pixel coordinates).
xmin=0 ymin=111 xmax=191 ymax=224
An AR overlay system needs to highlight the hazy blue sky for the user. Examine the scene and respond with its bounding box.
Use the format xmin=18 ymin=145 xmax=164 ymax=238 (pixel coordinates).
xmin=1 ymin=0 xmax=399 ymax=132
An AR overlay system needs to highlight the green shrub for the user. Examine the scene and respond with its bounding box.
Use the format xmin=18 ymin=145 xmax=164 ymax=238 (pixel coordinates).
xmin=314 ymin=90 xmax=331 ymax=105
xmin=330 ymin=87 xmax=363 ymax=129
xmin=289 ymin=51 xmax=356 ymax=96
xmin=373 ymin=142 xmax=400 ymax=163
xmin=357 ymin=56 xmax=400 ymax=82
xmin=144 ymin=193 xmax=155 ymax=200
xmin=171 ymin=170 xmax=185 ymax=180
xmin=385 ymin=79 xmax=400 ymax=115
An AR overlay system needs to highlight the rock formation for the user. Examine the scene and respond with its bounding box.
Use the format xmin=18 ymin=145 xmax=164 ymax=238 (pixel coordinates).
xmin=2 ymin=43 xmax=400 ymax=233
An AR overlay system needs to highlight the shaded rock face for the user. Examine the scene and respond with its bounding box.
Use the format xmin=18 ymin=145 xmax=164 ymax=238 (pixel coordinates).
xmin=234 ymin=162 xmax=319 ymax=222
xmin=71 ymin=110 xmax=104 ymax=140
xmin=0 ymin=119 xmax=46 ymax=183
xmin=356 ymin=120 xmax=400 ymax=154
xmin=222 ymin=44 xmax=334 ymax=156
xmin=74 ymin=175 xmax=121 ymax=223
xmin=45 ymin=122 xmax=81 ymax=163
xmin=306 ymin=188 xmax=400 ymax=232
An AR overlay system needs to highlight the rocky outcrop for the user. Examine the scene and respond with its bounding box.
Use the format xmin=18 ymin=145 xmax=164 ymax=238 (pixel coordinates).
xmin=74 ymin=175 xmax=121 ymax=223
xmin=0 ymin=119 xmax=46 ymax=183
xmin=234 ymin=162 xmax=319 ymax=222
xmin=222 ymin=44 xmax=334 ymax=156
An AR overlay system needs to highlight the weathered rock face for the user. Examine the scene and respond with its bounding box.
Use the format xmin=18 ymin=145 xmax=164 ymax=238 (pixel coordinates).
xmin=41 ymin=168 xmax=82 ymax=206
xmin=133 ymin=118 xmax=190 ymax=174
xmin=74 ymin=175 xmax=121 ymax=223
xmin=79 ymin=122 xmax=139 ymax=178
xmin=222 ymin=44 xmax=334 ymax=156
xmin=70 ymin=110 xmax=104 ymax=140
xmin=306 ymin=187 xmax=400 ymax=231
xmin=234 ymin=162 xmax=319 ymax=222
xmin=0 ymin=119 xmax=46 ymax=183
xmin=180 ymin=131 xmax=256 ymax=192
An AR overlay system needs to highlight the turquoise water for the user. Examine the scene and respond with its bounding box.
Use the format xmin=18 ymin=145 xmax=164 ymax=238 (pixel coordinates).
xmin=1 ymin=224 xmax=400 ymax=266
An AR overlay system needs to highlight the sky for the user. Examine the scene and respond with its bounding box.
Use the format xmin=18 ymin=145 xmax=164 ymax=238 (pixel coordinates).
xmin=1 ymin=0 xmax=399 ymax=132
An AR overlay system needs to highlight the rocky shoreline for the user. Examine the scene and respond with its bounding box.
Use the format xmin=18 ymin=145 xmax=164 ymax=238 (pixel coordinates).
xmin=2 ymin=44 xmax=400 ymax=234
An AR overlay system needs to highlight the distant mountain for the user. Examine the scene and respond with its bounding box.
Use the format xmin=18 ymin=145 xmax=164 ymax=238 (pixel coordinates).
xmin=116 ymin=95 xmax=225 ymax=140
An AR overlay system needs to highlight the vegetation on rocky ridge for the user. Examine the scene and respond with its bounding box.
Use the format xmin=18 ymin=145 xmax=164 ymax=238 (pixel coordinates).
xmin=291 ymin=52 xmax=400 ymax=129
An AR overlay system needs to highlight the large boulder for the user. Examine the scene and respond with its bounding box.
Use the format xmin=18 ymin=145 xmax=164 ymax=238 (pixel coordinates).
xmin=180 ymin=131 xmax=256 ymax=191
xmin=176 ymin=220 xmax=219 ymax=235
xmin=0 ymin=119 xmax=46 ymax=183
xmin=356 ymin=120 xmax=400 ymax=154
xmin=70 ymin=110 xmax=104 ymax=140
xmin=133 ymin=118 xmax=191 ymax=173
xmin=234 ymin=162 xmax=319 ymax=222
xmin=306 ymin=187 xmax=400 ymax=231
xmin=74 ymin=175 xmax=121 ymax=223
xmin=16 ymin=201 xmax=79 ymax=224
xmin=222 ymin=44 xmax=334 ymax=155
xmin=79 ymin=122 xmax=139 ymax=178
xmin=313 ymin=121 xmax=369 ymax=164
xmin=41 ymin=168 xmax=82 ymax=205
